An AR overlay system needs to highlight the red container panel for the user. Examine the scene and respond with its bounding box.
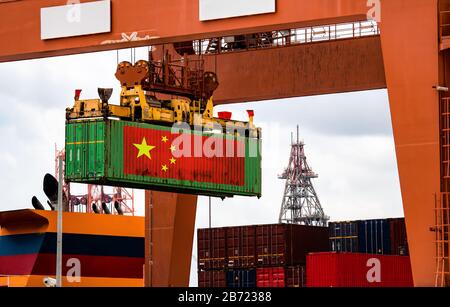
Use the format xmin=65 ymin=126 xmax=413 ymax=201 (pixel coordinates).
xmin=388 ymin=218 xmax=409 ymax=255
xmin=256 ymin=224 xmax=286 ymax=266
xmin=227 ymin=226 xmax=256 ymax=268
xmin=198 ymin=228 xmax=227 ymax=270
xmin=256 ymin=224 xmax=329 ymax=267
xmin=198 ymin=270 xmax=226 ymax=287
xmin=285 ymin=266 xmax=306 ymax=288
xmin=256 ymin=267 xmax=285 ymax=287
xmin=306 ymin=252 xmax=413 ymax=287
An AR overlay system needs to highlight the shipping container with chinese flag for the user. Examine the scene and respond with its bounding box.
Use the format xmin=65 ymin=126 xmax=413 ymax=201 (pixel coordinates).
xmin=65 ymin=119 xmax=262 ymax=198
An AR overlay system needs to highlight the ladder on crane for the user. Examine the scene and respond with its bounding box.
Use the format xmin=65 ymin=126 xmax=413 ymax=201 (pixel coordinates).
xmin=437 ymin=97 xmax=450 ymax=287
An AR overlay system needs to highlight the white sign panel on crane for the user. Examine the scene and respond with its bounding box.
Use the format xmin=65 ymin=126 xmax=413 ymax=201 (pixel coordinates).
xmin=41 ymin=0 xmax=111 ymax=40
xmin=200 ymin=0 xmax=276 ymax=21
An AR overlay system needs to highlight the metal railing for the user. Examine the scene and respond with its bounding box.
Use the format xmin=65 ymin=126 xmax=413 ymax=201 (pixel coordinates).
xmin=192 ymin=20 xmax=380 ymax=55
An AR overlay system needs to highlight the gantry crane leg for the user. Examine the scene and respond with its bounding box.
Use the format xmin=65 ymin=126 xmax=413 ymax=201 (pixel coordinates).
xmin=144 ymin=191 xmax=198 ymax=287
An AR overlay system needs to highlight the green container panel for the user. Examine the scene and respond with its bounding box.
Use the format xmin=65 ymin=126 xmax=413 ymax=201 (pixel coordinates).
xmin=65 ymin=119 xmax=262 ymax=198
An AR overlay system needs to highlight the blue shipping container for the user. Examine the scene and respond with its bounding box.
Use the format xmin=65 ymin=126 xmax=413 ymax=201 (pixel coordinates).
xmin=329 ymin=222 xmax=358 ymax=253
xmin=357 ymin=219 xmax=391 ymax=255
xmin=226 ymin=269 xmax=256 ymax=288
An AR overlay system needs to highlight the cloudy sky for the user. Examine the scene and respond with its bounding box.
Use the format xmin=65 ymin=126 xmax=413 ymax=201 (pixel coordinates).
xmin=0 ymin=48 xmax=403 ymax=286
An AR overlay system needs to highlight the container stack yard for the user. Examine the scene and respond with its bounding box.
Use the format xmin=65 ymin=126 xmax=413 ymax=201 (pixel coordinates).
xmin=307 ymin=217 xmax=413 ymax=287
xmin=329 ymin=218 xmax=409 ymax=255
xmin=198 ymin=224 xmax=329 ymax=287
xmin=197 ymin=218 xmax=412 ymax=288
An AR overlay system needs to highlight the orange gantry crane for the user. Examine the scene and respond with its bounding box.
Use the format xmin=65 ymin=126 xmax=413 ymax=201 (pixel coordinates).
xmin=0 ymin=0 xmax=448 ymax=286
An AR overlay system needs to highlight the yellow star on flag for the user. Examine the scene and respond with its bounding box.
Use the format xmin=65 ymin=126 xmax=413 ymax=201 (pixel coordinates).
xmin=170 ymin=145 xmax=176 ymax=152
xmin=161 ymin=164 xmax=168 ymax=172
xmin=133 ymin=137 xmax=155 ymax=160
xmin=161 ymin=136 xmax=168 ymax=143
xmin=170 ymin=157 xmax=176 ymax=164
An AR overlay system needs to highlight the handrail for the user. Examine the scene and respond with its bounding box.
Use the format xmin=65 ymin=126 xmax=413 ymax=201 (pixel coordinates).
xmin=192 ymin=20 xmax=380 ymax=55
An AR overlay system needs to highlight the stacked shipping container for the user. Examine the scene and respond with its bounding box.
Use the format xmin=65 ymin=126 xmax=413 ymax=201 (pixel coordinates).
xmin=255 ymin=266 xmax=305 ymax=288
xmin=389 ymin=218 xmax=409 ymax=255
xmin=227 ymin=269 xmax=257 ymax=288
xmin=329 ymin=218 xmax=409 ymax=256
xmin=256 ymin=267 xmax=285 ymax=287
xmin=198 ymin=228 xmax=227 ymax=270
xmin=285 ymin=266 xmax=306 ymax=288
xmin=306 ymin=252 xmax=413 ymax=287
xmin=198 ymin=224 xmax=328 ymax=288
xmin=198 ymin=218 xmax=410 ymax=287
xmin=227 ymin=226 xmax=256 ymax=268
xmin=198 ymin=270 xmax=226 ymax=287
xmin=311 ymin=218 xmax=413 ymax=287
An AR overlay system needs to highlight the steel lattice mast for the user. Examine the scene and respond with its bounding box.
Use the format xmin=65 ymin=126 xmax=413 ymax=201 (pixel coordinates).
xmin=278 ymin=126 xmax=329 ymax=226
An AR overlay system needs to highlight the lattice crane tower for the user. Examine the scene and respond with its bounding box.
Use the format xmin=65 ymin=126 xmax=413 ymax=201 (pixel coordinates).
xmin=278 ymin=126 xmax=329 ymax=226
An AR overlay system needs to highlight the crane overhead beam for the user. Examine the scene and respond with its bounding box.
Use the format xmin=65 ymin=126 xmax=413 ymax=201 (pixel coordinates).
xmin=0 ymin=0 xmax=369 ymax=62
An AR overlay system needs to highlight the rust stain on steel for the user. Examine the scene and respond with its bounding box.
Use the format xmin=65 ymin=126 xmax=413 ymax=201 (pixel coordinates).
xmin=201 ymin=36 xmax=386 ymax=104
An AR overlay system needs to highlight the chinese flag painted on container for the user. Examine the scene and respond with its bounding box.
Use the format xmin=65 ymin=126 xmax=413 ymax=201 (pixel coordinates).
xmin=123 ymin=126 xmax=245 ymax=186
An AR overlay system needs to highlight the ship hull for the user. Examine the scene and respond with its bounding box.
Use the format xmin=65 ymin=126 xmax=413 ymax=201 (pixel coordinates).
xmin=0 ymin=209 xmax=144 ymax=287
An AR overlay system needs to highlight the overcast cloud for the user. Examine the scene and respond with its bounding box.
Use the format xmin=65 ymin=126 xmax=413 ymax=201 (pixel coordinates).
xmin=0 ymin=49 xmax=402 ymax=287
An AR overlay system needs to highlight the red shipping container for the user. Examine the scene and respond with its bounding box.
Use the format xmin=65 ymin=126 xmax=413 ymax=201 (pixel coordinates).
xmin=388 ymin=218 xmax=409 ymax=255
xmin=256 ymin=224 xmax=329 ymax=267
xmin=198 ymin=228 xmax=227 ymax=270
xmin=285 ymin=265 xmax=306 ymax=287
xmin=256 ymin=267 xmax=285 ymax=287
xmin=198 ymin=270 xmax=226 ymax=287
xmin=306 ymin=252 xmax=413 ymax=287
xmin=227 ymin=226 xmax=256 ymax=268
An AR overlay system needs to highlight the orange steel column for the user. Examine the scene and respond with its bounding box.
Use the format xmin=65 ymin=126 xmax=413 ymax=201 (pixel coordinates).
xmin=380 ymin=0 xmax=440 ymax=286
xmin=144 ymin=191 xmax=197 ymax=287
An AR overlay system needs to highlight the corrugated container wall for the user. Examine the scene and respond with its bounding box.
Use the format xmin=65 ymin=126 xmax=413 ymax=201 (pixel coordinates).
xmin=388 ymin=218 xmax=409 ymax=255
xmin=358 ymin=219 xmax=391 ymax=255
xmin=256 ymin=267 xmax=285 ymax=287
xmin=329 ymin=221 xmax=358 ymax=253
xmin=306 ymin=252 xmax=413 ymax=287
xmin=198 ymin=270 xmax=226 ymax=287
xmin=198 ymin=228 xmax=227 ymax=270
xmin=197 ymin=224 xmax=327 ymax=288
xmin=65 ymin=119 xmax=262 ymax=198
xmin=285 ymin=266 xmax=306 ymax=287
xmin=198 ymin=224 xmax=328 ymax=270
xmin=256 ymin=224 xmax=329 ymax=267
xmin=330 ymin=219 xmax=404 ymax=255
xmin=227 ymin=269 xmax=256 ymax=288
xmin=227 ymin=226 xmax=256 ymax=268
